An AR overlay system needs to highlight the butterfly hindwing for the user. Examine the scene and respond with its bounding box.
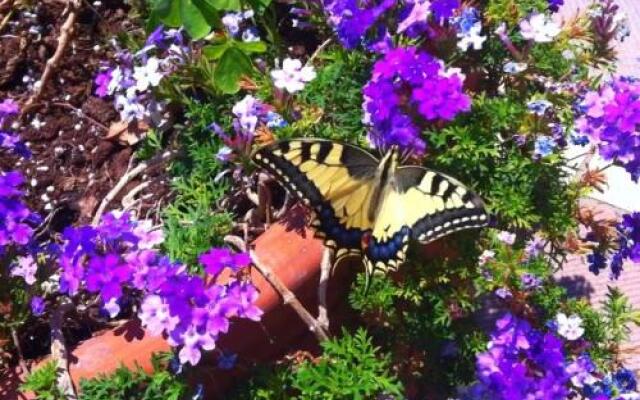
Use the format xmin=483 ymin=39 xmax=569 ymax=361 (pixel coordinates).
xmin=253 ymin=139 xmax=380 ymax=250
xmin=363 ymin=166 xmax=488 ymax=275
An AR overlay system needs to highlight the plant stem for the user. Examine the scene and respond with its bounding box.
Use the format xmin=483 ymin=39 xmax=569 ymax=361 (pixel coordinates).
xmin=50 ymin=300 xmax=77 ymax=399
xmin=317 ymin=246 xmax=333 ymax=331
xmin=10 ymin=327 xmax=28 ymax=374
xmin=249 ymin=250 xmax=329 ymax=342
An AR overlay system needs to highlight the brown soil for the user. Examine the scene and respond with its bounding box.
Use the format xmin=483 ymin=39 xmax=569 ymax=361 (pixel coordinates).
xmin=0 ymin=1 xmax=171 ymax=229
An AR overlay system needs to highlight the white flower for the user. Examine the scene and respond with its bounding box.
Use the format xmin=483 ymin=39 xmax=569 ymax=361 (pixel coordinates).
xmin=519 ymin=13 xmax=561 ymax=43
xmin=11 ymin=255 xmax=37 ymax=285
xmin=556 ymin=313 xmax=585 ymax=341
xmin=457 ymin=22 xmax=486 ymax=51
xmin=270 ymin=58 xmax=316 ymax=93
xmin=232 ymin=95 xmax=260 ymax=132
xmin=107 ymin=66 xmax=124 ymax=95
xmin=115 ymin=93 xmax=146 ymax=122
xmin=222 ymin=12 xmax=243 ymax=35
xmin=497 ymin=231 xmax=516 ymax=245
xmin=242 ymin=27 xmax=260 ymax=42
xmin=478 ymin=250 xmax=496 ymax=266
xmin=31 ymin=116 xmax=45 ymax=129
xmin=133 ymin=57 xmax=164 ymax=92
xmin=503 ymin=61 xmax=527 ymax=74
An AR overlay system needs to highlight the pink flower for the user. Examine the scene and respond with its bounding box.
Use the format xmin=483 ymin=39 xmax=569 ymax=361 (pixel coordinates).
xmin=11 ymin=255 xmax=37 ymax=285
xmin=497 ymin=231 xmax=516 ymax=245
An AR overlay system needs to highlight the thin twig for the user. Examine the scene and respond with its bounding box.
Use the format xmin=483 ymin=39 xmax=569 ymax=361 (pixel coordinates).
xmin=92 ymin=162 xmax=147 ymax=226
xmin=51 ymin=300 xmax=77 ymax=399
xmin=317 ymin=246 xmax=333 ymax=331
xmin=10 ymin=327 xmax=29 ymax=374
xmin=22 ymin=0 xmax=82 ymax=113
xmin=250 ymin=250 xmax=329 ymax=342
xmin=306 ymin=38 xmax=332 ymax=66
xmin=51 ymin=102 xmax=109 ymax=131
xmin=0 ymin=8 xmax=13 ymax=33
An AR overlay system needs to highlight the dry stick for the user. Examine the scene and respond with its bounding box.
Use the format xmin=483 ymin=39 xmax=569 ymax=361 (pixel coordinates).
xmin=306 ymin=38 xmax=332 ymax=66
xmin=249 ymin=250 xmax=329 ymax=342
xmin=52 ymin=102 xmax=109 ymax=131
xmin=10 ymin=327 xmax=29 ymax=374
xmin=51 ymin=301 xmax=77 ymax=400
xmin=92 ymin=162 xmax=147 ymax=226
xmin=22 ymin=0 xmax=82 ymax=112
xmin=317 ymin=246 xmax=334 ymax=331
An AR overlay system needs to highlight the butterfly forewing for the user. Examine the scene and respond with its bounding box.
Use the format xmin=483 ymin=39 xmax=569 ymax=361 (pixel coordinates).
xmin=252 ymin=139 xmax=380 ymax=250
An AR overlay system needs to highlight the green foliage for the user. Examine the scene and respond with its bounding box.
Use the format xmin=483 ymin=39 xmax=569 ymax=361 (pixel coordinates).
xmin=529 ymin=44 xmax=574 ymax=80
xmin=428 ymin=95 xmax=578 ymax=236
xmin=163 ymin=99 xmax=234 ymax=266
xmin=230 ymin=364 xmax=293 ymax=400
xmin=280 ymin=49 xmax=372 ymax=145
xmin=292 ymin=328 xmax=403 ymax=399
xmin=147 ymin=0 xmax=232 ymax=39
xmin=21 ymin=361 xmax=64 ymax=400
xmin=78 ymin=357 xmax=186 ymax=400
xmin=485 ymin=0 xmax=549 ymax=25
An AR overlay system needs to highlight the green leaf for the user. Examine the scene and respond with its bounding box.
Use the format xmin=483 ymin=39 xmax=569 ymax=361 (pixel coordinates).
xmin=180 ymin=0 xmax=212 ymax=39
xmin=153 ymin=0 xmax=181 ymax=27
xmin=202 ymin=43 xmax=229 ymax=60
xmin=214 ymin=47 xmax=253 ymax=94
xmin=207 ymin=0 xmax=241 ymax=10
xmin=235 ymin=40 xmax=267 ymax=54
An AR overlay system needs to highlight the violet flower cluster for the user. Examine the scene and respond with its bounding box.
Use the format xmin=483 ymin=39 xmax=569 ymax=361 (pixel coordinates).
xmin=0 ymin=101 xmax=39 ymax=257
xmin=324 ymin=0 xmax=466 ymax=50
xmin=58 ymin=211 xmax=262 ymax=365
xmin=94 ymin=26 xmax=188 ymax=124
xmin=362 ymin=46 xmax=471 ymax=155
xmin=461 ymin=313 xmax=593 ymax=400
xmin=575 ymin=77 xmax=640 ymax=182
xmin=0 ymin=99 xmax=30 ymax=158
xmin=587 ymin=212 xmax=640 ymax=279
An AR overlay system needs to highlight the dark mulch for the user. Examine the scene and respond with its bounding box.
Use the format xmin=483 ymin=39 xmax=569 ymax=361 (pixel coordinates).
xmin=0 ymin=1 xmax=171 ymax=229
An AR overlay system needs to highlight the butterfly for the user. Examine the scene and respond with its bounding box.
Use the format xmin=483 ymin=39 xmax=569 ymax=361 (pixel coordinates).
xmin=252 ymin=138 xmax=488 ymax=279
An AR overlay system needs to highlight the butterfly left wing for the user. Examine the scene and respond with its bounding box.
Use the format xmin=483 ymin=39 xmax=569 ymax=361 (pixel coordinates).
xmin=252 ymin=139 xmax=380 ymax=254
xmin=363 ymin=166 xmax=488 ymax=277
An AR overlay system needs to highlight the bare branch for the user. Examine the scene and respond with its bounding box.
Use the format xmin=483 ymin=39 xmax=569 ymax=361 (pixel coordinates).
xmin=92 ymin=162 xmax=147 ymax=226
xmin=250 ymin=250 xmax=329 ymax=342
xmin=50 ymin=300 xmax=77 ymax=399
xmin=22 ymin=0 xmax=82 ymax=113
xmin=317 ymin=246 xmax=333 ymax=331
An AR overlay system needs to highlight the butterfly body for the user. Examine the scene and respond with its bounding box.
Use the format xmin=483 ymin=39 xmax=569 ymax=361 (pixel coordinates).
xmin=253 ymin=139 xmax=488 ymax=277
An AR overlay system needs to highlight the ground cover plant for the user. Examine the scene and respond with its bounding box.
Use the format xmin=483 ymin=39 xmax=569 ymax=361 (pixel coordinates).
xmin=2 ymin=0 xmax=640 ymax=398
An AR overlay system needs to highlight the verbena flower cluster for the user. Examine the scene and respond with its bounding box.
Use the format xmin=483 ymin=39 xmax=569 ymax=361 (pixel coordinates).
xmin=94 ymin=26 xmax=188 ymax=124
xmin=57 ymin=211 xmax=262 ymax=365
xmin=0 ymin=101 xmax=39 ymax=257
xmin=362 ymin=46 xmax=470 ymax=154
xmin=575 ymin=77 xmax=640 ymax=182
xmin=586 ymin=212 xmax=640 ymax=279
xmin=462 ymin=313 xmax=591 ymax=399
xmin=324 ymin=0 xmax=482 ymax=51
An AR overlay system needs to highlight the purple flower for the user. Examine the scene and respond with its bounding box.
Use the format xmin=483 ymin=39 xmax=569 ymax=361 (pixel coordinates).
xmin=94 ymin=70 xmax=112 ymax=98
xmin=520 ymin=273 xmax=542 ymax=290
xmin=524 ymin=236 xmax=545 ymax=259
xmin=324 ymin=0 xmax=395 ymax=49
xmin=11 ymin=255 xmax=37 ymax=285
xmin=139 ymin=294 xmax=179 ymax=336
xmin=465 ymin=313 xmax=585 ymax=399
xmin=145 ymin=25 xmax=166 ymax=47
xmin=30 ymin=296 xmax=45 ymax=316
xmin=495 ymin=287 xmax=513 ymax=299
xmin=85 ymin=253 xmax=132 ymax=302
xmin=548 ymin=0 xmax=564 ymax=13
xmin=430 ymin=0 xmax=459 ymax=22
xmin=575 ymin=77 xmax=640 ymax=181
xmin=362 ymin=47 xmax=470 ymax=155
xmin=217 ymin=352 xmax=238 ymax=370
xmin=198 ymin=248 xmax=251 ymax=277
